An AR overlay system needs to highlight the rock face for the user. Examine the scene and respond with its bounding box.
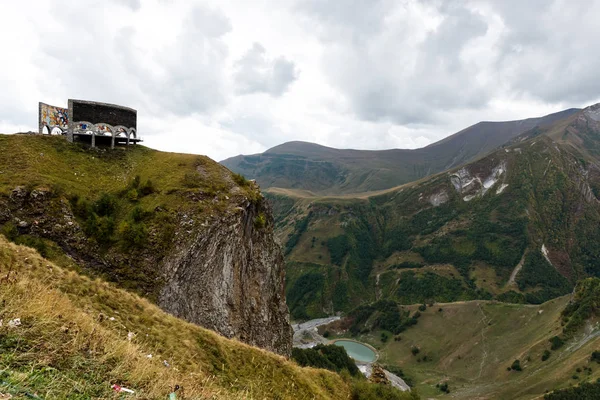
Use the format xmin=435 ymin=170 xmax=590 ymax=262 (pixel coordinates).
xmin=159 ymin=198 xmax=292 ymax=356
xmin=0 ymin=187 xmax=292 ymax=356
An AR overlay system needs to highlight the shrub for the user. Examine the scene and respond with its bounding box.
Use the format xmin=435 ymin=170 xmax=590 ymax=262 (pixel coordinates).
xmin=291 ymin=344 xmax=360 ymax=377
xmin=126 ymin=188 xmax=139 ymax=202
xmin=439 ymin=382 xmax=450 ymax=394
xmin=418 ymin=304 xmax=426 ymax=312
xmin=254 ymin=213 xmax=267 ymax=229
xmin=510 ymin=359 xmax=522 ymax=371
xmin=95 ymin=193 xmax=117 ymax=217
xmin=542 ymin=350 xmax=551 ymax=361
xmin=549 ymin=336 xmax=564 ymax=350
xmin=381 ymin=332 xmax=389 ymax=342
xmin=411 ymin=346 xmax=420 ymax=356
xmin=118 ymin=221 xmax=148 ymax=247
xmin=1 ymin=222 xmax=19 ymax=241
xmin=591 ymin=351 xmax=600 ymax=363
xmin=232 ymin=173 xmax=250 ymax=187
xmin=139 ymin=179 xmax=155 ymax=196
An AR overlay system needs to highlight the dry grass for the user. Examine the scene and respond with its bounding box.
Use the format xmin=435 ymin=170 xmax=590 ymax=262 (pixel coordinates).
xmin=0 ymin=236 xmax=350 ymax=399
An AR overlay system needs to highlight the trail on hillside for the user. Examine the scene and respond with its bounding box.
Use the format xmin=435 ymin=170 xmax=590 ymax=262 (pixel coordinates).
xmin=507 ymin=253 xmax=526 ymax=287
xmin=476 ymin=302 xmax=490 ymax=380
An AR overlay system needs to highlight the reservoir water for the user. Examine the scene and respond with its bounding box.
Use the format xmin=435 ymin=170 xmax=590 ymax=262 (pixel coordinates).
xmin=332 ymin=339 xmax=377 ymax=363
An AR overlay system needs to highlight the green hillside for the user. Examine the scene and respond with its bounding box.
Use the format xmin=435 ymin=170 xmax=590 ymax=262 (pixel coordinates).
xmin=321 ymin=287 xmax=600 ymax=399
xmin=272 ymin=105 xmax=600 ymax=320
xmin=222 ymin=108 xmax=579 ymax=195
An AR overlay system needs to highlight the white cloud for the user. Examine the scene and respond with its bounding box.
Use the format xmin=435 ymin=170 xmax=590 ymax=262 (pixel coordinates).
xmin=0 ymin=0 xmax=599 ymax=161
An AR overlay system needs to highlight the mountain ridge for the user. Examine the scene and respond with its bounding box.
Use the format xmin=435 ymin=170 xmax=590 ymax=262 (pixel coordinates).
xmin=222 ymin=108 xmax=581 ymax=194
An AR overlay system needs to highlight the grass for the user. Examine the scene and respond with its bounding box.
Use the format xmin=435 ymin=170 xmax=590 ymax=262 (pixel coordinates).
xmin=333 ymin=298 xmax=600 ymax=399
xmin=0 ymin=235 xmax=359 ymax=399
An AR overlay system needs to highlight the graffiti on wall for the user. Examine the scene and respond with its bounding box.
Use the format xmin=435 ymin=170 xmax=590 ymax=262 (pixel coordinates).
xmin=40 ymin=103 xmax=69 ymax=133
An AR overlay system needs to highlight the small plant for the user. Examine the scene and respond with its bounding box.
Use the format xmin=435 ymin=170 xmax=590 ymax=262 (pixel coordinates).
xmin=591 ymin=350 xmax=600 ymax=363
xmin=411 ymin=346 xmax=420 ymax=356
xmin=418 ymin=304 xmax=426 ymax=312
xmin=254 ymin=213 xmax=267 ymax=229
xmin=381 ymin=332 xmax=389 ymax=342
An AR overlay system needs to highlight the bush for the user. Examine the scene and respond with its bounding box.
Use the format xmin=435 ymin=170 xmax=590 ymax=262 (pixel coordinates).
xmin=118 ymin=221 xmax=148 ymax=248
xmin=232 ymin=173 xmax=250 ymax=187
xmin=139 ymin=179 xmax=155 ymax=196
xmin=542 ymin=350 xmax=551 ymax=361
xmin=291 ymin=344 xmax=360 ymax=376
xmin=381 ymin=333 xmax=389 ymax=342
xmin=0 ymin=222 xmax=19 ymax=241
xmin=439 ymin=382 xmax=450 ymax=394
xmin=549 ymin=336 xmax=564 ymax=350
xmin=411 ymin=346 xmax=420 ymax=356
xmin=95 ymin=193 xmax=117 ymax=217
xmin=126 ymin=188 xmax=139 ymax=202
xmin=351 ymin=380 xmax=418 ymax=400
xmin=591 ymin=351 xmax=600 ymax=363
xmin=510 ymin=359 xmax=522 ymax=371
xmin=418 ymin=304 xmax=426 ymax=312
xmin=254 ymin=213 xmax=267 ymax=229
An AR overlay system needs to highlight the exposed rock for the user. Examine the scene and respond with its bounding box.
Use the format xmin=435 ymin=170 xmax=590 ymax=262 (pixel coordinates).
xmin=369 ymin=364 xmax=390 ymax=385
xmin=429 ymin=190 xmax=449 ymax=206
xmin=159 ymin=198 xmax=292 ymax=356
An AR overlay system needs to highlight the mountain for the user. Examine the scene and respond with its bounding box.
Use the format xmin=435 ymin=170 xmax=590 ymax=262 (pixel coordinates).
xmin=0 ymin=235 xmax=415 ymax=399
xmin=222 ymin=108 xmax=579 ymax=194
xmin=267 ymin=104 xmax=600 ymax=320
xmin=0 ymin=134 xmax=291 ymax=355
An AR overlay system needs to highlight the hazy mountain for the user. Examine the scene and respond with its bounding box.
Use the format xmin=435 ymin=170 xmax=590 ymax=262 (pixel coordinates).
xmin=222 ymin=108 xmax=580 ymax=194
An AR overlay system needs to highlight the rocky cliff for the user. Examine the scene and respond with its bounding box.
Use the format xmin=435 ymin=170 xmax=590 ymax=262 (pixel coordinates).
xmin=0 ymin=134 xmax=292 ymax=356
xmin=159 ymin=197 xmax=292 ymax=355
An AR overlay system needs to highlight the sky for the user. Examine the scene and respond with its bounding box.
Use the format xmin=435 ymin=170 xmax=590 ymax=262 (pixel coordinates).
xmin=1 ymin=0 xmax=599 ymax=161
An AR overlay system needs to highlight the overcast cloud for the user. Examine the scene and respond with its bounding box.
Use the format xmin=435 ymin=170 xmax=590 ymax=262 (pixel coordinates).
xmin=0 ymin=0 xmax=599 ymax=161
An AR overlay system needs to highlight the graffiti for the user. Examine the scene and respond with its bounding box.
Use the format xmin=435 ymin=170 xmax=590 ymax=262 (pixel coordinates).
xmin=37 ymin=99 xmax=140 ymax=148
xmin=40 ymin=103 xmax=68 ymax=132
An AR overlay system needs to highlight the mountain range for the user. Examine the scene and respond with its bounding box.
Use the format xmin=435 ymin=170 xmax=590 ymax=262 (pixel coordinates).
xmin=222 ymin=108 xmax=580 ymax=195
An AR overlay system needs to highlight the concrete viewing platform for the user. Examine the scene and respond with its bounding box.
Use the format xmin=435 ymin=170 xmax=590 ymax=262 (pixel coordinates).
xmin=38 ymin=99 xmax=141 ymax=148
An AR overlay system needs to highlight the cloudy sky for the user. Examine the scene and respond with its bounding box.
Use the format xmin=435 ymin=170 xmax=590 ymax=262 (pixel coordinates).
xmin=1 ymin=0 xmax=599 ymax=161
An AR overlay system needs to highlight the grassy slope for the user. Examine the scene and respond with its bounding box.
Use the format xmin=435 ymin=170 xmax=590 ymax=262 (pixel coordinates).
xmin=0 ymin=134 xmax=263 ymax=299
xmin=328 ymin=298 xmax=600 ymax=399
xmin=0 ymin=133 xmax=247 ymax=210
xmin=0 ymin=235 xmax=353 ymax=399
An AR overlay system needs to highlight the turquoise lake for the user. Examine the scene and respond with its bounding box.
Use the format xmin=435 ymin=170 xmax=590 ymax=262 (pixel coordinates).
xmin=333 ymin=340 xmax=377 ymax=363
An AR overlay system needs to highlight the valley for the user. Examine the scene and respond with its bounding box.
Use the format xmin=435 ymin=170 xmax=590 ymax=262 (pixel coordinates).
xmin=320 ymin=297 xmax=600 ymax=399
